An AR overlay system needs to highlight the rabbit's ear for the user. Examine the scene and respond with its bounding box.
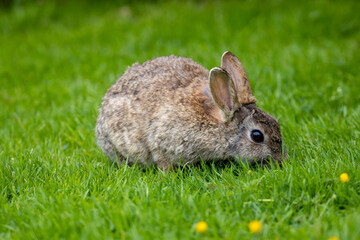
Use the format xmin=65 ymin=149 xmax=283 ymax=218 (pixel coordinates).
xmin=221 ymin=51 xmax=256 ymax=104
xmin=209 ymin=67 xmax=239 ymax=119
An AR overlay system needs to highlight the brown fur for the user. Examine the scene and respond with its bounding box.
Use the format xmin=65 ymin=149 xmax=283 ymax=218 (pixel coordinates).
xmin=96 ymin=52 xmax=285 ymax=170
xmin=221 ymin=51 xmax=256 ymax=104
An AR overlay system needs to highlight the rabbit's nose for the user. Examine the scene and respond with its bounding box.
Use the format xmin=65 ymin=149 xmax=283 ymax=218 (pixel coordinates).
xmin=272 ymin=146 xmax=287 ymax=168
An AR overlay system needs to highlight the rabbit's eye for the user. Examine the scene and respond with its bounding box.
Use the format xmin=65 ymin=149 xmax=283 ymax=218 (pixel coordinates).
xmin=250 ymin=130 xmax=264 ymax=143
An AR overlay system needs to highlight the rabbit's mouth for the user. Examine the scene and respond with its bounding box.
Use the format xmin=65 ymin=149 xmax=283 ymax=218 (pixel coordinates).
xmin=266 ymin=147 xmax=288 ymax=167
xmin=266 ymin=148 xmax=288 ymax=167
xmin=232 ymin=151 xmax=287 ymax=168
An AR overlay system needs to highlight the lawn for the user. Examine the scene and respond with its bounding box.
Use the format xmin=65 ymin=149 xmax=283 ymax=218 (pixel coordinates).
xmin=0 ymin=0 xmax=359 ymax=239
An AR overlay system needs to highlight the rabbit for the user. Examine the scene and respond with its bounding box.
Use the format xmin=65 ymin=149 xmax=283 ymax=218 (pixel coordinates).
xmin=96 ymin=51 xmax=286 ymax=171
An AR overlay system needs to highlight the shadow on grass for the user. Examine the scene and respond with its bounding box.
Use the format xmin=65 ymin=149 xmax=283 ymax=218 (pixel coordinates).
xmin=101 ymin=154 xmax=285 ymax=179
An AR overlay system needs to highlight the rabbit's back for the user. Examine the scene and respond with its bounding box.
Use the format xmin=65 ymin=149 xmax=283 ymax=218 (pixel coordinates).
xmin=108 ymin=56 xmax=208 ymax=101
xmin=96 ymin=56 xmax=221 ymax=166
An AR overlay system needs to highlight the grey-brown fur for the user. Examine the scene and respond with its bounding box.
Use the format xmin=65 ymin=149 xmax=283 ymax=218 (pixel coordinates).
xmin=96 ymin=52 xmax=285 ymax=171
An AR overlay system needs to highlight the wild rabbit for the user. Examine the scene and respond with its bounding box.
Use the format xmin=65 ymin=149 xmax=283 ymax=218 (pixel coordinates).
xmin=96 ymin=51 xmax=286 ymax=171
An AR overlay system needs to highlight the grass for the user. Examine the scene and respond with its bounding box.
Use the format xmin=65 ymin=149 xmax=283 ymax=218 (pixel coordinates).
xmin=0 ymin=0 xmax=359 ymax=239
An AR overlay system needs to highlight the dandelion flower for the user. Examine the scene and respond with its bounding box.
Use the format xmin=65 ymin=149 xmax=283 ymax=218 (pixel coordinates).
xmin=340 ymin=173 xmax=349 ymax=183
xmin=248 ymin=170 xmax=252 ymax=174
xmin=195 ymin=221 xmax=208 ymax=233
xmin=328 ymin=237 xmax=340 ymax=240
xmin=248 ymin=220 xmax=262 ymax=233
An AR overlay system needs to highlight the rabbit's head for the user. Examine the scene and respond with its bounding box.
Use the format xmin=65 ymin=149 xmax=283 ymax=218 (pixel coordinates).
xmin=209 ymin=51 xmax=286 ymax=165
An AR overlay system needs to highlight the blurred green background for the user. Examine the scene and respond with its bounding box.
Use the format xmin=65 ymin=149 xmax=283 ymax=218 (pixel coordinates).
xmin=0 ymin=0 xmax=359 ymax=239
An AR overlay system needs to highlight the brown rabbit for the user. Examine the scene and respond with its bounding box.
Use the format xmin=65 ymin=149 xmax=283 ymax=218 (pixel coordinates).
xmin=96 ymin=51 xmax=286 ymax=171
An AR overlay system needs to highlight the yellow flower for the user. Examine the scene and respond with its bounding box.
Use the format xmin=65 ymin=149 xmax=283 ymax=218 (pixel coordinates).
xmin=328 ymin=237 xmax=340 ymax=240
xmin=340 ymin=173 xmax=349 ymax=183
xmin=248 ymin=170 xmax=252 ymax=174
xmin=248 ymin=220 xmax=262 ymax=233
xmin=195 ymin=221 xmax=208 ymax=233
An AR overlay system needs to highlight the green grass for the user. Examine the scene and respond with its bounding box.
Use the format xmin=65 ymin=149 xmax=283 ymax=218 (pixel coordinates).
xmin=1 ymin=0 xmax=360 ymax=239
